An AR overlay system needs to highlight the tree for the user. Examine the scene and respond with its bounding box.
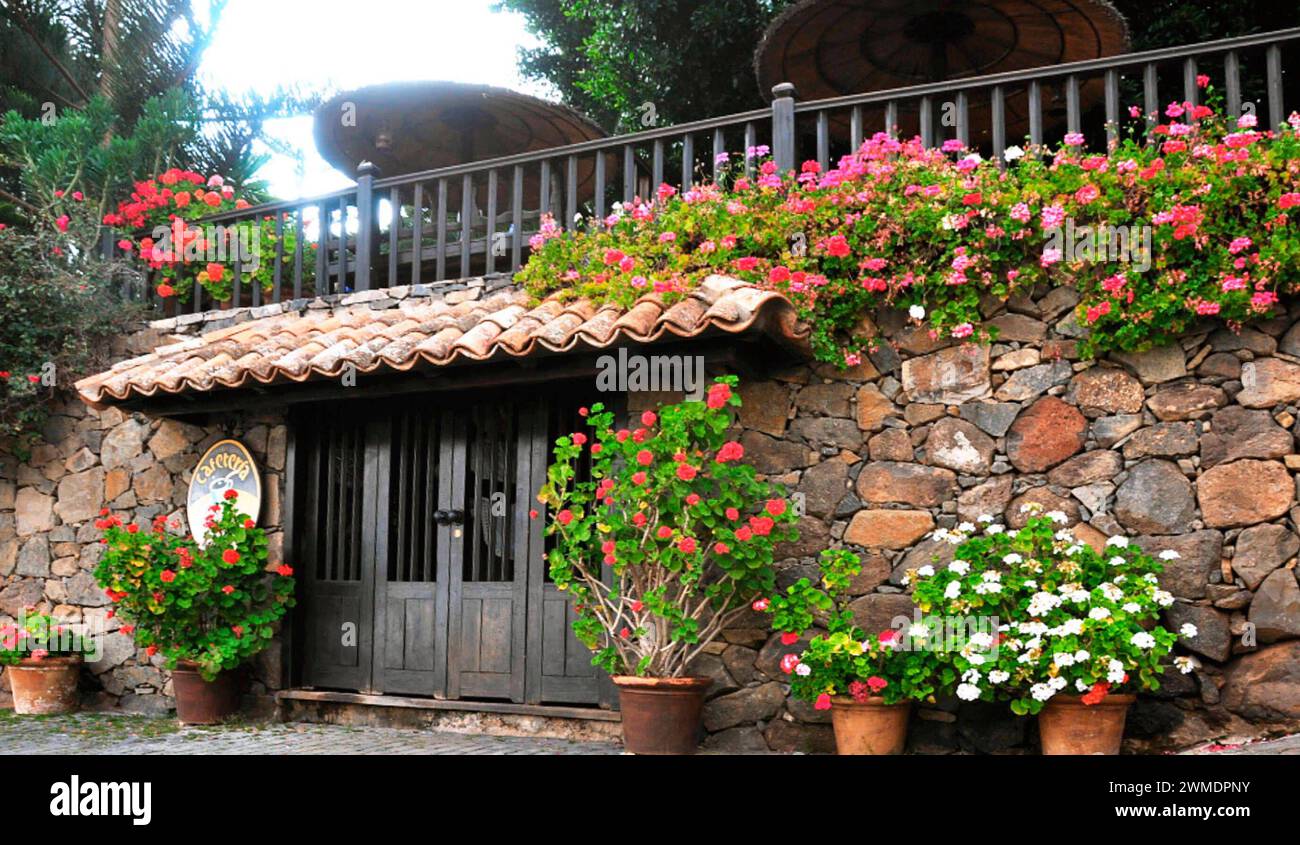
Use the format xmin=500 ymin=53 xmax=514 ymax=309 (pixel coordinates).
xmin=498 ymin=0 xmax=796 ymax=133
xmin=501 ymin=0 xmax=1299 ymax=135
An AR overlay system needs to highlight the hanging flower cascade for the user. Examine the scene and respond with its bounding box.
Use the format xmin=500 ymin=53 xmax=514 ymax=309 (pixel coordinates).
xmin=518 ymin=80 xmax=1300 ymax=364
xmin=104 ymin=169 xmax=312 ymax=302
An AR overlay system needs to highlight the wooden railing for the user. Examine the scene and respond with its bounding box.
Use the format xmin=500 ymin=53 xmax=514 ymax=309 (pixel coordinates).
xmin=107 ymin=26 xmax=1300 ymax=316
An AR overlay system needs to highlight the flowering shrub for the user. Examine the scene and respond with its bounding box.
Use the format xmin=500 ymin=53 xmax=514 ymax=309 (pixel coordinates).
xmin=518 ymin=83 xmax=1300 ymax=364
xmin=766 ymin=548 xmax=952 ymax=710
xmin=105 ymin=168 xmax=312 ymax=302
xmin=908 ymin=510 xmax=1194 ymax=716
xmin=0 ymin=612 xmax=96 ymax=665
xmin=93 ymin=492 xmax=295 ymax=681
xmin=537 ymin=377 xmax=799 ymax=677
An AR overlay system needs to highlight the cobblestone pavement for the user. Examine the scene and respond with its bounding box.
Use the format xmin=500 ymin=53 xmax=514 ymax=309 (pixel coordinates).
xmin=0 ymin=712 xmax=623 ymax=755
xmin=1179 ymin=733 xmax=1300 ymax=755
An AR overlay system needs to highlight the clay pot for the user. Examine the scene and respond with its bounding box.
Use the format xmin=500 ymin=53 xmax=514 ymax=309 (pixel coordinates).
xmin=829 ymin=696 xmax=911 ymax=754
xmin=171 ymin=661 xmax=238 ymax=725
xmin=612 ymin=675 xmax=712 ymax=754
xmin=1038 ymin=693 xmax=1135 ymax=755
xmin=7 ymin=655 xmax=82 ymax=715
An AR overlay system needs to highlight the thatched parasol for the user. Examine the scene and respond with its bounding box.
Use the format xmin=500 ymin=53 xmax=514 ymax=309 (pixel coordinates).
xmin=313 ymin=81 xmax=607 ymax=208
xmin=754 ymin=0 xmax=1130 ymax=146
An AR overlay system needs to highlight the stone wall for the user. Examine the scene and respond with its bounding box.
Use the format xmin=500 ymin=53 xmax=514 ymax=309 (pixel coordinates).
xmin=0 ymin=376 xmax=288 ymax=713
xmin=5 ymin=282 xmax=1300 ymax=753
xmin=694 ymin=289 xmax=1300 ymax=753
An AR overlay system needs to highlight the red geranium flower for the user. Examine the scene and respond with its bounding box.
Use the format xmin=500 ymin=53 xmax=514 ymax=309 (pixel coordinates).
xmin=222 ymin=549 xmax=240 ymax=564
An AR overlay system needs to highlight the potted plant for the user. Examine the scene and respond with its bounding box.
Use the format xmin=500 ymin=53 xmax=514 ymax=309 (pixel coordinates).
xmin=909 ymin=508 xmax=1195 ymax=755
xmin=1 ymin=611 xmax=95 ymax=714
xmin=538 ymin=377 xmax=799 ymax=753
xmin=93 ymin=491 xmax=296 ymax=724
xmin=763 ymin=548 xmax=950 ymax=754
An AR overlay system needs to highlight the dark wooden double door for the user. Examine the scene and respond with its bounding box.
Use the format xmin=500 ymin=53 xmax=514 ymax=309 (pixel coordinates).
xmin=296 ymin=394 xmax=607 ymax=706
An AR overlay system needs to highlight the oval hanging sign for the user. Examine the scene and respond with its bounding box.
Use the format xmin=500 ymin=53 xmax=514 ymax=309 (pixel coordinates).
xmin=187 ymin=439 xmax=261 ymax=546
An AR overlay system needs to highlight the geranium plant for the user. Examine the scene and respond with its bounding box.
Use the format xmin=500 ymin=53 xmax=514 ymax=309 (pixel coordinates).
xmin=908 ymin=508 xmax=1195 ymax=716
xmin=104 ymin=168 xmax=312 ymax=302
xmin=537 ymin=376 xmax=799 ymax=677
xmin=518 ymin=80 xmax=1300 ymax=364
xmin=0 ymin=612 xmax=96 ymax=665
xmin=93 ymin=491 xmax=295 ymax=681
xmin=765 ymin=548 xmax=953 ymax=710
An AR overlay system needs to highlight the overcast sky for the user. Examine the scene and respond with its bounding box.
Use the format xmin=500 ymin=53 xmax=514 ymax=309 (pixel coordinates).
xmin=196 ymin=0 xmax=550 ymax=198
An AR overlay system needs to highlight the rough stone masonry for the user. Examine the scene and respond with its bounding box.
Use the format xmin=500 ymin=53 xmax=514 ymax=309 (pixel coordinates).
xmin=4 ymin=281 xmax=1300 ymax=753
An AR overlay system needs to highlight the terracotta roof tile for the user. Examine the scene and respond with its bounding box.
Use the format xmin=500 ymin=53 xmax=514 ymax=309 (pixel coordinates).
xmin=75 ymin=276 xmax=808 ymax=406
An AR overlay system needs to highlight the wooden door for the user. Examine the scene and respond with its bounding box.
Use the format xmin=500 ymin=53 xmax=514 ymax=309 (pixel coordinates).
xmin=446 ymin=403 xmax=529 ymax=701
xmin=371 ymin=409 xmax=451 ymax=696
xmin=300 ymin=412 xmax=376 ymax=692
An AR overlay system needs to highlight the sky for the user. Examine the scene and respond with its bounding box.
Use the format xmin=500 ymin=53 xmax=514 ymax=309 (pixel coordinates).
xmin=195 ymin=0 xmax=552 ymax=199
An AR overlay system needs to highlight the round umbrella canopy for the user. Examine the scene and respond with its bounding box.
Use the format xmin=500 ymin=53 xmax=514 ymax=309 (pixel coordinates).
xmin=313 ymin=81 xmax=607 ymax=209
xmin=754 ymin=0 xmax=1130 ymax=146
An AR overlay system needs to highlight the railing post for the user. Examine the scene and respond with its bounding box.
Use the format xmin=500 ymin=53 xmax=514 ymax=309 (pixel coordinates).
xmin=771 ymin=82 xmax=797 ymax=173
xmin=354 ymin=160 xmax=378 ymax=292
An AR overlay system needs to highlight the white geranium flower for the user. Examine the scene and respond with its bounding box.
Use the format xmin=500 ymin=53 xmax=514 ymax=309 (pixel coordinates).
xmin=1076 ymin=679 xmax=1092 ymax=692
xmin=1003 ymin=145 xmax=1025 ymax=161
xmin=949 ymin=560 xmax=971 ymax=575
xmin=944 ymin=581 xmax=962 ymax=600
xmin=1023 ymin=579 xmax=1037 ymax=589
xmin=977 ymin=514 xmax=994 ymax=523
xmin=1144 ymin=573 xmax=1160 ymax=584
xmin=982 ymin=570 xmax=1002 ymax=582
xmin=1122 ymin=602 xmax=1141 ymax=613
xmin=908 ymin=304 xmax=926 ymax=320
xmin=968 ymin=632 xmax=994 ymax=649
xmin=1159 ymin=550 xmax=1181 ymax=560
xmin=795 ymin=663 xmax=812 ymax=676
xmin=1049 ymin=676 xmax=1068 ymax=691
xmin=1074 ymin=649 xmax=1090 ymax=662
xmin=1174 ymin=656 xmax=1200 ymax=674
xmin=1068 ymin=589 xmax=1090 ymax=603
xmin=973 ymin=581 xmax=1003 ymax=595
xmin=988 ymin=670 xmax=1010 ymax=684
xmin=985 ymin=524 xmax=1005 ymax=535
xmin=1108 ymin=556 xmax=1126 ymax=566
xmin=908 ymin=623 xmax=930 ymax=639
xmin=1027 ymin=591 xmax=1062 ymax=616
xmin=956 ymin=521 xmax=976 ymax=534
xmin=956 ymin=683 xmax=982 ymax=701
xmin=1089 ymin=607 xmax=1111 ymax=620
xmin=1031 ymin=682 xmax=1057 ymax=702
xmin=1153 ymin=589 xmax=1175 ymax=607
xmin=1059 ymin=619 xmax=1085 ymax=636
xmin=1046 ymin=510 xmax=1068 ymax=524
xmin=1100 ymin=583 xmax=1123 ymax=602
xmin=1105 ymin=536 xmax=1129 ymax=548
xmin=1002 ymin=553 xmax=1023 ymax=565
xmin=967 ymin=654 xmax=986 ymax=666
xmin=1131 ymin=632 xmax=1157 ymax=649
xmin=917 ymin=565 xmax=935 ymax=577
xmin=1180 ymin=623 xmax=1198 ymax=638
xmin=1054 ymin=652 xmax=1076 ymax=667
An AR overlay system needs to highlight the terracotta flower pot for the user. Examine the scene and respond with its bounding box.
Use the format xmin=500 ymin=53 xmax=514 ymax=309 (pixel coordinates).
xmin=8 ymin=655 xmax=82 ymax=715
xmin=612 ymin=675 xmax=712 ymax=754
xmin=829 ymin=696 xmax=911 ymax=754
xmin=1038 ymin=693 xmax=1135 ymax=755
xmin=171 ymin=661 xmax=238 ymax=725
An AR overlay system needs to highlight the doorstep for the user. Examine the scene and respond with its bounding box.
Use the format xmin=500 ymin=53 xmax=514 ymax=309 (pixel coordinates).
xmin=276 ymin=689 xmax=622 ymax=743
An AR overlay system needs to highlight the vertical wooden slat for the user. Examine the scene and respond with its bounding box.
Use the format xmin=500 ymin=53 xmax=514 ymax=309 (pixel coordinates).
xmin=1028 ymin=81 xmax=1043 ymax=146
xmin=233 ymin=258 xmax=243 ymax=309
xmin=350 ymin=424 xmax=364 ymax=582
xmin=1065 ymin=75 xmax=1081 ymax=134
xmin=622 ymin=145 xmax=635 ymax=203
xmin=712 ymin=128 xmax=725 ymax=183
xmin=919 ymin=96 xmax=934 ymax=148
xmin=316 ymin=203 xmax=328 ymax=295
xmin=743 ymin=122 xmax=756 ymax=178
xmin=540 ymin=159 xmax=551 ymax=221
xmin=435 ymin=178 xmax=448 ymax=281
xmin=565 ymin=154 xmax=577 ymax=229
xmin=249 ymin=251 xmax=260 ymax=307
xmin=1183 ymin=57 xmax=1198 ymax=108
xmin=387 ymin=187 xmax=400 ymax=285
xmin=511 ymin=166 xmax=523 ymax=272
xmin=816 ymin=110 xmax=829 ymax=171
xmin=410 ymin=182 xmax=423 ymax=285
xmin=991 ymin=85 xmax=1006 ymax=160
xmin=651 ymin=139 xmax=664 ymax=190
xmin=681 ymin=132 xmax=693 ymax=189
xmin=337 ymin=196 xmax=348 ymax=293
xmin=955 ymin=91 xmax=969 ymax=146
xmin=423 ymin=415 xmax=437 ymax=583
xmin=486 ymin=169 xmax=499 ymax=275
xmin=883 ymin=102 xmax=897 ymax=140
xmin=1104 ymin=69 xmax=1120 ymax=146
xmin=850 ymin=104 xmax=864 ymax=148
xmin=593 ymin=153 xmax=606 ymax=220
xmin=396 ymin=414 xmax=410 ymax=583
xmin=192 ymin=278 xmax=202 ymax=314
xmin=293 ymin=209 xmax=304 ymax=300
xmin=1224 ymin=50 xmax=1242 ymax=117
xmin=324 ymin=424 xmax=338 ymax=581
xmin=1266 ymin=44 xmax=1284 ymax=129
xmin=460 ymin=173 xmax=473 ymax=272
xmin=1143 ymin=63 xmax=1159 ymax=132
xmin=273 ymin=213 xmax=284 ymax=303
